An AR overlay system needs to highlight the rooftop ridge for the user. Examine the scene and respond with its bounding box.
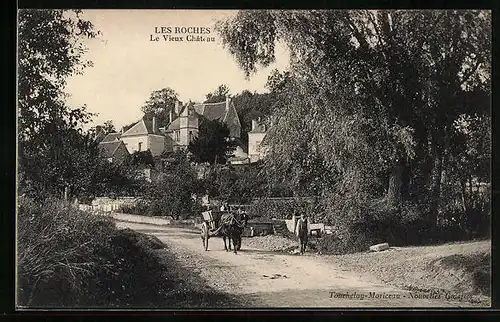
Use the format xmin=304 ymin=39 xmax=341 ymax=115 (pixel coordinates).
xmin=194 ymin=101 xmax=226 ymax=106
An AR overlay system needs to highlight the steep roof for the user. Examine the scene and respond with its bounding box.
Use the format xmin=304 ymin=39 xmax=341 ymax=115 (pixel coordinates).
xmin=193 ymin=101 xmax=241 ymax=138
xmin=101 ymin=132 xmax=121 ymax=142
xmin=193 ymin=102 xmax=227 ymax=122
xmin=94 ymin=130 xmax=106 ymax=143
xmin=122 ymin=118 xmax=157 ymax=137
xmin=166 ymin=118 xmax=180 ymax=131
xmin=165 ymin=100 xmax=242 ymax=138
xmin=98 ymin=141 xmax=126 ymax=158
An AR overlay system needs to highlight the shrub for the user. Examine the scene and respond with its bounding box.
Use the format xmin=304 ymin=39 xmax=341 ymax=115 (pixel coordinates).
xmin=117 ymin=197 xmax=201 ymax=220
xmin=317 ymin=233 xmax=373 ymax=255
xmin=320 ymin=192 xmax=431 ymax=253
xmin=17 ymin=196 xmax=117 ymax=306
xmin=117 ymin=199 xmax=150 ymax=216
xmin=17 ymin=196 xmax=171 ymax=307
xmin=248 ymin=198 xmax=316 ymax=220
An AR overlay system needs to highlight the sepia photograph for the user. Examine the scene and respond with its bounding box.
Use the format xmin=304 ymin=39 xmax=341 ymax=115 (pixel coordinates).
xmin=16 ymin=9 xmax=491 ymax=309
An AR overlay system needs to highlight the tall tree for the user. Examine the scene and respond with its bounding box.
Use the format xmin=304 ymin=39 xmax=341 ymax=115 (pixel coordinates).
xmin=188 ymin=118 xmax=237 ymax=165
xmin=204 ymin=84 xmax=230 ymax=103
xmin=142 ymin=150 xmax=200 ymax=219
xmin=141 ymin=88 xmax=179 ymax=128
xmin=232 ymin=90 xmax=275 ymax=131
xmin=18 ymin=9 xmax=98 ymax=142
xmin=103 ymin=120 xmax=115 ymax=133
xmin=217 ymin=10 xmax=491 ymax=228
xmin=18 ymin=9 xmax=99 ymax=197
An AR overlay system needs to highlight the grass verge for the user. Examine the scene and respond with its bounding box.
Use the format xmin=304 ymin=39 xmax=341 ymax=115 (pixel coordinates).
xmin=17 ymin=197 xmax=244 ymax=308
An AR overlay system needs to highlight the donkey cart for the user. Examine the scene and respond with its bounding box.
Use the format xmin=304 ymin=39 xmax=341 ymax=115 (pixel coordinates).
xmin=200 ymin=210 xmax=245 ymax=252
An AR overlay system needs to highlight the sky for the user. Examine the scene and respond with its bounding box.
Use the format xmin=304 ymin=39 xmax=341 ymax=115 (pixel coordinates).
xmin=63 ymin=10 xmax=290 ymax=129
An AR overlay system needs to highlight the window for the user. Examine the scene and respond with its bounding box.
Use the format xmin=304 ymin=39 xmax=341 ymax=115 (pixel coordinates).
xmin=138 ymin=142 xmax=143 ymax=151
xmin=189 ymin=131 xmax=193 ymax=142
xmin=175 ymin=131 xmax=180 ymax=142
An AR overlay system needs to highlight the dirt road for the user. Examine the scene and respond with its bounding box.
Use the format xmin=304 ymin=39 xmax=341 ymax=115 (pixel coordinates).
xmin=115 ymin=220 xmax=485 ymax=308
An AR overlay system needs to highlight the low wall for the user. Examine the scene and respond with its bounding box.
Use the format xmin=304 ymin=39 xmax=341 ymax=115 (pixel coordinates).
xmin=86 ymin=197 xmax=138 ymax=212
xmin=110 ymin=212 xmax=172 ymax=225
xmin=285 ymin=219 xmax=295 ymax=233
xmin=284 ymin=219 xmax=325 ymax=233
xmin=243 ymin=222 xmax=274 ymax=237
xmin=310 ymin=223 xmax=325 ymax=232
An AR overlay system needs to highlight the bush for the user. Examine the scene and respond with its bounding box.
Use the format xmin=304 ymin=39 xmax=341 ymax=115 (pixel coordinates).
xmin=317 ymin=233 xmax=373 ymax=255
xmin=117 ymin=199 xmax=150 ymax=216
xmin=320 ymin=193 xmax=432 ymax=254
xmin=248 ymin=198 xmax=317 ymax=220
xmin=117 ymin=198 xmax=201 ymax=220
xmin=17 ymin=196 xmax=171 ymax=307
xmin=17 ymin=196 xmax=116 ymax=306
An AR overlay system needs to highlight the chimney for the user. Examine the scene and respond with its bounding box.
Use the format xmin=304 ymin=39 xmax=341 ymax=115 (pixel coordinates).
xmin=121 ymin=126 xmax=125 ymax=134
xmin=96 ymin=125 xmax=102 ymax=133
xmin=225 ymin=95 xmax=231 ymax=111
xmin=174 ymin=100 xmax=180 ymax=115
xmin=169 ymin=109 xmax=173 ymax=124
xmin=251 ymin=119 xmax=258 ymax=131
xmin=152 ymin=116 xmax=157 ymax=134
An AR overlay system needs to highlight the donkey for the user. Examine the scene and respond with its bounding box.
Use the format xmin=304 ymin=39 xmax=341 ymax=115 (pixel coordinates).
xmin=220 ymin=211 xmax=248 ymax=254
xmin=296 ymin=213 xmax=309 ymax=254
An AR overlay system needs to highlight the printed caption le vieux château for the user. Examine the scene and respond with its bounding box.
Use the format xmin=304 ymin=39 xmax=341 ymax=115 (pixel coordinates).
xmin=150 ymin=26 xmax=216 ymax=42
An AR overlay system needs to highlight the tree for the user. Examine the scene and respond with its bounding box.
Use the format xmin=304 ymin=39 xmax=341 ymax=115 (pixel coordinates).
xmin=188 ymin=118 xmax=237 ymax=165
xmin=127 ymin=150 xmax=155 ymax=168
xmin=18 ymin=10 xmax=97 ymax=142
xmin=204 ymin=84 xmax=230 ymax=103
xmin=141 ymin=88 xmax=179 ymax=128
xmin=217 ymin=10 xmax=491 ymax=231
xmin=232 ymin=90 xmax=275 ymax=131
xmin=142 ymin=150 xmax=200 ymax=219
xmin=103 ymin=120 xmax=115 ymax=133
xmin=18 ymin=9 xmax=99 ymax=197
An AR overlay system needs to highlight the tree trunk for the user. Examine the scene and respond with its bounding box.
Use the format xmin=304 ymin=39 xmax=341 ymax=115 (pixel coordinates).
xmin=460 ymin=179 xmax=468 ymax=214
xmin=387 ymin=159 xmax=406 ymax=206
xmin=428 ymin=142 xmax=443 ymax=229
xmin=468 ymin=175 xmax=473 ymax=195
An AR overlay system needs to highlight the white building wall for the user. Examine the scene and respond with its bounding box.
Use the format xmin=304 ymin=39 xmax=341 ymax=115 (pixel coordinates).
xmin=248 ymin=132 xmax=267 ymax=162
xmin=121 ymin=135 xmax=149 ymax=154
xmin=122 ymin=135 xmax=166 ymax=156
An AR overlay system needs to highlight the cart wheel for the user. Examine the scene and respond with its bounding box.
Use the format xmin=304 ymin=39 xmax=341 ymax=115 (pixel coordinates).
xmin=201 ymin=222 xmax=209 ymax=251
